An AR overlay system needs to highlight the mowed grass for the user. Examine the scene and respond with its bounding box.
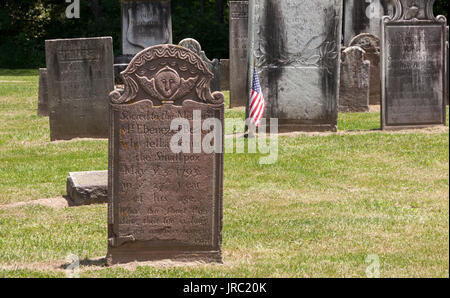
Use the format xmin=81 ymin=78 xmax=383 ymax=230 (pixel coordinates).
xmin=0 ymin=69 xmax=448 ymax=278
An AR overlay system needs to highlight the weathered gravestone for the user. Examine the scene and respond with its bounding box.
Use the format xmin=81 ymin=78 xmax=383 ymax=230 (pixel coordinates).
xmin=343 ymin=0 xmax=395 ymax=45
xmin=220 ymin=59 xmax=230 ymax=90
xmin=339 ymin=46 xmax=370 ymax=112
xmin=349 ymin=33 xmax=381 ymax=104
xmin=247 ymin=0 xmax=343 ymax=132
xmin=178 ymin=38 xmax=221 ymax=92
xmin=229 ymin=0 xmax=249 ymax=107
xmin=66 ymin=171 xmax=108 ymax=206
xmin=45 ymin=37 xmax=114 ymax=141
xmin=446 ymin=26 xmax=449 ymax=105
xmin=381 ymin=0 xmax=447 ymax=129
xmin=107 ymin=44 xmax=225 ymax=265
xmin=121 ymin=0 xmax=172 ymax=57
xmin=38 ymin=68 xmax=49 ymax=116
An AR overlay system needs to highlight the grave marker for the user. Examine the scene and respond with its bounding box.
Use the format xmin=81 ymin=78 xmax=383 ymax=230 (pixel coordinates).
xmin=339 ymin=46 xmax=370 ymax=112
xmin=381 ymin=0 xmax=447 ymax=129
xmin=107 ymin=44 xmax=224 ymax=265
xmin=247 ymin=0 xmax=343 ymax=132
xmin=45 ymin=37 xmax=114 ymax=141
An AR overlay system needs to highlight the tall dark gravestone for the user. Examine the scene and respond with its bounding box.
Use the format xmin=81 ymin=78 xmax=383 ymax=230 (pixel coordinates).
xmin=247 ymin=0 xmax=343 ymax=132
xmin=107 ymin=44 xmax=225 ymax=265
xmin=344 ymin=0 xmax=395 ymax=45
xmin=45 ymin=37 xmax=114 ymax=141
xmin=381 ymin=0 xmax=447 ymax=129
xmin=121 ymin=0 xmax=172 ymax=57
xmin=229 ymin=0 xmax=249 ymax=107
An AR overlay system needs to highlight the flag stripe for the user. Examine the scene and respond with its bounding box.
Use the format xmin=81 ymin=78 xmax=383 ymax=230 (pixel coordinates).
xmin=249 ymin=67 xmax=265 ymax=127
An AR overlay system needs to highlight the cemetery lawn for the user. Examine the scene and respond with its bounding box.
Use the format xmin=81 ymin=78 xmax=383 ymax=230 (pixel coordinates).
xmin=0 ymin=69 xmax=449 ymax=278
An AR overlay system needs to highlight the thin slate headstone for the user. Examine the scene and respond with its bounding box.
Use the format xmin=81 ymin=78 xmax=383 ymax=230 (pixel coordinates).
xmin=178 ymin=38 xmax=221 ymax=92
xmin=107 ymin=44 xmax=225 ymax=265
xmin=381 ymin=0 xmax=447 ymax=129
xmin=339 ymin=46 xmax=370 ymax=112
xmin=121 ymin=0 xmax=172 ymax=56
xmin=45 ymin=37 xmax=114 ymax=141
xmin=343 ymin=0 xmax=395 ymax=45
xmin=38 ymin=68 xmax=49 ymax=116
xmin=349 ymin=33 xmax=381 ymax=105
xmin=229 ymin=0 xmax=249 ymax=107
xmin=220 ymin=59 xmax=230 ymax=90
xmin=247 ymin=0 xmax=343 ymax=132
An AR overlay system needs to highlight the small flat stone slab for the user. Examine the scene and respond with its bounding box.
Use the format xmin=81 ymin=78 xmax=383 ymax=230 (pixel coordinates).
xmin=66 ymin=171 xmax=107 ymax=206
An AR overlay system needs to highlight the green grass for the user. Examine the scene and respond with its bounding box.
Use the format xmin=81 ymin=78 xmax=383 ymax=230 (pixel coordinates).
xmin=0 ymin=69 xmax=448 ymax=277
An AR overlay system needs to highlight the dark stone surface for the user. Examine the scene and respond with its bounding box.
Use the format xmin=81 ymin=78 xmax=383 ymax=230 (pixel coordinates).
xmin=220 ymin=59 xmax=230 ymax=90
xmin=114 ymin=64 xmax=129 ymax=85
xmin=45 ymin=37 xmax=114 ymax=141
xmin=38 ymin=68 xmax=49 ymax=117
xmin=107 ymin=44 xmax=224 ymax=265
xmin=121 ymin=0 xmax=172 ymax=56
xmin=339 ymin=46 xmax=370 ymax=112
xmin=66 ymin=171 xmax=108 ymax=206
xmin=229 ymin=0 xmax=249 ymax=107
xmin=349 ymin=33 xmax=381 ymax=104
xmin=114 ymin=55 xmax=134 ymax=64
xmin=247 ymin=0 xmax=343 ymax=132
xmin=381 ymin=0 xmax=447 ymax=129
xmin=446 ymin=26 xmax=449 ymax=105
xmin=343 ymin=0 xmax=395 ymax=45
xmin=178 ymin=38 xmax=221 ymax=92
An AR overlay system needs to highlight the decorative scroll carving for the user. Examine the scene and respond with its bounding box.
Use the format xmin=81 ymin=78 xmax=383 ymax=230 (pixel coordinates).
xmin=387 ymin=0 xmax=446 ymax=22
xmin=109 ymin=44 xmax=224 ymax=105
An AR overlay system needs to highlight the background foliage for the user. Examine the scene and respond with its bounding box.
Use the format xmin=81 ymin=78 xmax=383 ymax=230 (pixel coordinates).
xmin=0 ymin=0 xmax=447 ymax=69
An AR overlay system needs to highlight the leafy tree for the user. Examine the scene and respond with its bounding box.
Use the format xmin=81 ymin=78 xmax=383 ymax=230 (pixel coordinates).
xmin=0 ymin=0 xmax=447 ymax=69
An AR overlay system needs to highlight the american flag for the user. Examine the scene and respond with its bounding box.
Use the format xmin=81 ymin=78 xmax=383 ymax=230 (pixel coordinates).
xmin=249 ymin=67 xmax=265 ymax=127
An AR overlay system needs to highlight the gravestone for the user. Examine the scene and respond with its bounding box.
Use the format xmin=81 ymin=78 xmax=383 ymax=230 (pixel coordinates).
xmin=66 ymin=171 xmax=108 ymax=206
xmin=38 ymin=68 xmax=49 ymax=116
xmin=446 ymin=26 xmax=449 ymax=105
xmin=343 ymin=0 xmax=395 ymax=45
xmin=45 ymin=37 xmax=114 ymax=141
xmin=220 ymin=59 xmax=230 ymax=90
xmin=339 ymin=46 xmax=370 ymax=112
xmin=121 ymin=0 xmax=172 ymax=56
xmin=247 ymin=0 xmax=343 ymax=132
xmin=107 ymin=44 xmax=225 ymax=265
xmin=349 ymin=33 xmax=381 ymax=104
xmin=229 ymin=0 xmax=249 ymax=107
xmin=178 ymin=38 xmax=221 ymax=92
xmin=381 ymin=0 xmax=447 ymax=130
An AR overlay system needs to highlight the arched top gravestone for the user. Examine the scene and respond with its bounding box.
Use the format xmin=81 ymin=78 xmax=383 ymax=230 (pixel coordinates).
xmin=107 ymin=44 xmax=224 ymax=265
xmin=349 ymin=33 xmax=380 ymax=54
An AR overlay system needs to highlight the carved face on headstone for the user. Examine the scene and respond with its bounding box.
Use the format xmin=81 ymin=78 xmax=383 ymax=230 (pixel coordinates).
xmin=154 ymin=67 xmax=181 ymax=99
